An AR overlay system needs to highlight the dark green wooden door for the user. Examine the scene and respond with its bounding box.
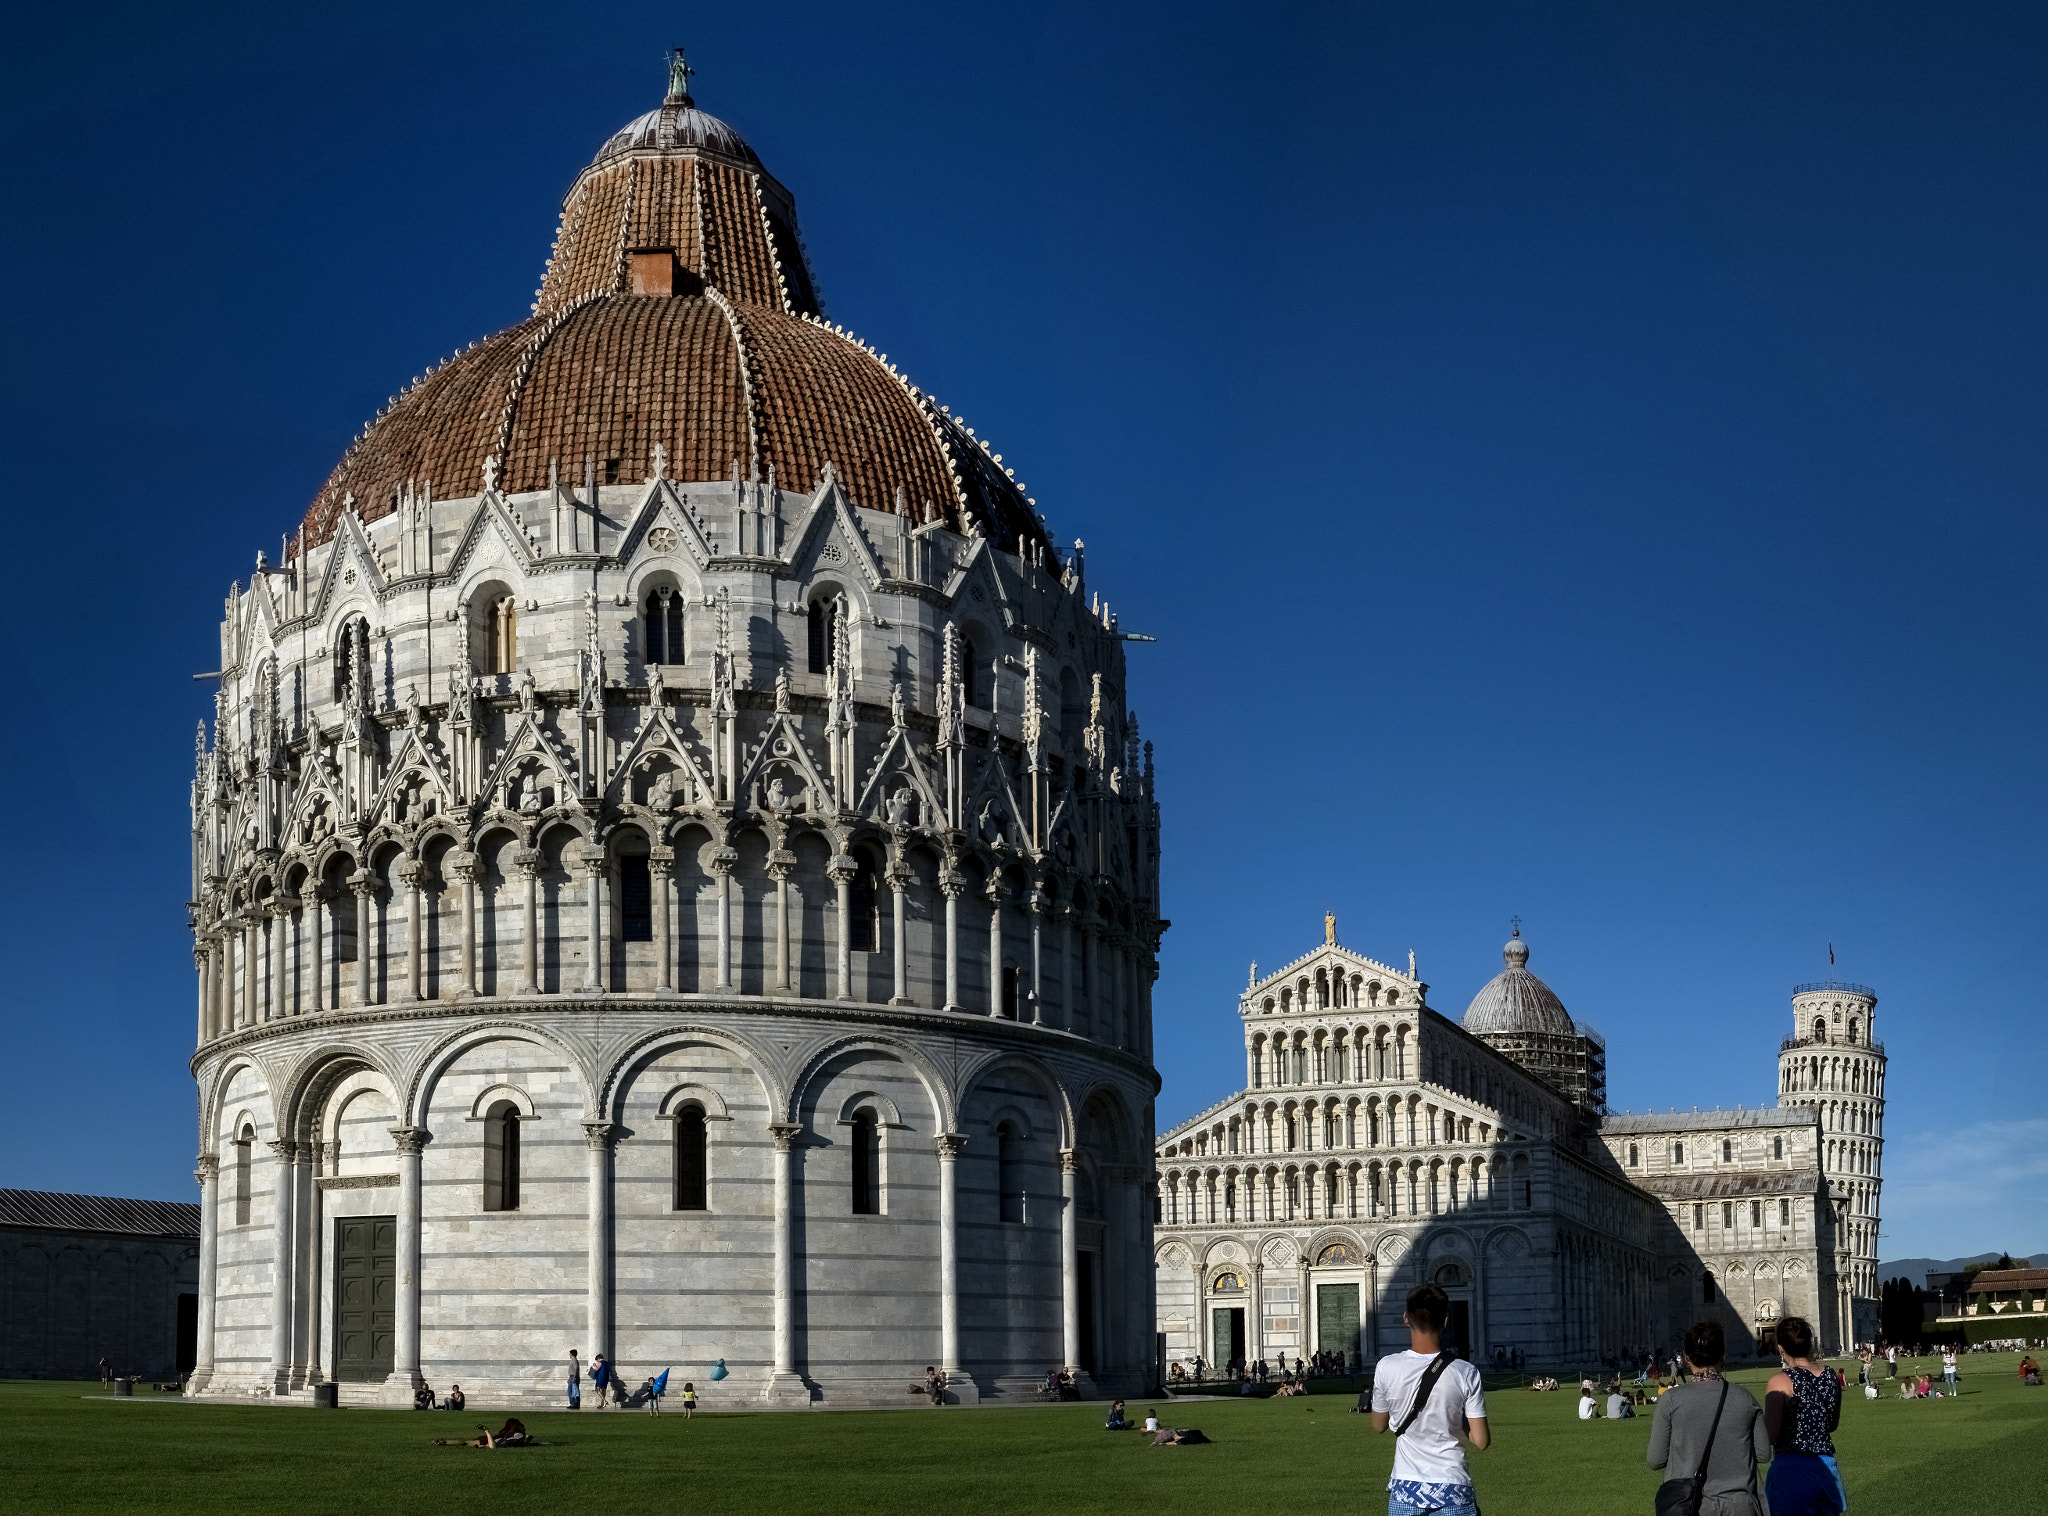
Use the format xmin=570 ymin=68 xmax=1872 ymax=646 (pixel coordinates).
xmin=1317 ymin=1283 xmax=1361 ymax=1364
xmin=334 ymin=1216 xmax=396 ymax=1382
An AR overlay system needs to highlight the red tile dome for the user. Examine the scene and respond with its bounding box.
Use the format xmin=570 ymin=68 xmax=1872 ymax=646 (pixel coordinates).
xmin=302 ymin=74 xmax=1044 ymax=554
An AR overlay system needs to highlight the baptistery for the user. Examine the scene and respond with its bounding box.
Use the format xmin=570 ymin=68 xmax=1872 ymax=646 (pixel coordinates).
xmin=187 ymin=55 xmax=1163 ymax=1406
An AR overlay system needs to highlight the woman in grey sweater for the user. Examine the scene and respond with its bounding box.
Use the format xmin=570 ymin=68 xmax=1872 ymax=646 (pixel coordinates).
xmin=1648 ymin=1319 xmax=1772 ymax=1516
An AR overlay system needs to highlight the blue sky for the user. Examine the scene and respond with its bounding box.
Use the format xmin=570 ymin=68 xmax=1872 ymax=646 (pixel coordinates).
xmin=2 ymin=3 xmax=2042 ymax=1263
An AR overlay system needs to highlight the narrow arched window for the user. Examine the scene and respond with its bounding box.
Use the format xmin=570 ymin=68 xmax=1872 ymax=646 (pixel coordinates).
xmin=849 ymin=857 xmax=879 ymax=953
xmin=1627 ymin=1143 xmax=1639 ymax=1167
xmin=1001 ymin=964 xmax=1020 ymax=1020
xmin=1673 ymin=1140 xmax=1685 ymax=1165
xmin=1812 ymin=1016 xmax=1826 ymax=1042
xmin=483 ymin=1101 xmax=520 ymax=1211
xmin=619 ymin=854 xmax=652 ymax=942
xmin=1847 ymin=1017 xmax=1858 ymax=1044
xmin=674 ymin=1105 xmax=708 ymax=1211
xmin=1722 ymin=1138 xmax=1732 ymax=1163
xmin=962 ymin=638 xmax=981 ymax=707
xmin=851 ymin=1107 xmax=881 ymax=1215
xmin=488 ymin=596 xmax=517 ymax=674
xmin=997 ymin=1122 xmax=1024 ymax=1223
xmin=234 ymin=1126 xmax=254 ymax=1226
xmin=808 ymin=599 xmax=830 ymax=674
xmin=1773 ymin=1135 xmax=1783 ymax=1161
xmin=644 ymin=586 xmax=685 ymax=665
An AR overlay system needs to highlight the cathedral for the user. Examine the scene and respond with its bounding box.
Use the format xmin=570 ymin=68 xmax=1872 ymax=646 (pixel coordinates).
xmin=186 ymin=56 xmax=1162 ymax=1406
xmin=1152 ymin=922 xmax=1884 ymax=1371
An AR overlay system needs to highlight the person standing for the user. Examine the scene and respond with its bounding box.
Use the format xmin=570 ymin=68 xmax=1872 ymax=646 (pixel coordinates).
xmin=1371 ymin=1283 xmax=1490 ymax=1516
xmin=1886 ymin=1345 xmax=1897 ymax=1379
xmin=1763 ymin=1317 xmax=1847 ymax=1515
xmin=589 ymin=1352 xmax=611 ymax=1409
xmin=567 ymin=1348 xmax=582 ymax=1410
xmin=681 ymin=1381 xmax=697 ymax=1418
xmin=1648 ymin=1320 xmax=1771 ymax=1516
xmin=1940 ymin=1347 xmax=1957 ymax=1395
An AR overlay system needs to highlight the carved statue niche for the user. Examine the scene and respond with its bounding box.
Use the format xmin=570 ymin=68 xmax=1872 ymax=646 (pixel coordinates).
xmin=885 ymin=784 xmax=915 ymax=828
xmin=641 ymin=762 xmax=678 ymax=814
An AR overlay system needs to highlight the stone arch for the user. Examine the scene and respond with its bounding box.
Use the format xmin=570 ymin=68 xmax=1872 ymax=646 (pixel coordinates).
xmin=466 ymin=1082 xmax=539 ymax=1121
xmin=595 ymin=1023 xmax=781 ymax=1124
xmin=1073 ymin=1082 xmax=1140 ymax=1165
xmin=199 ymin=1056 xmax=274 ymax=1155
xmin=405 ymin=1019 xmax=595 ymax=1127
xmin=784 ymin=1032 xmax=952 ymax=1131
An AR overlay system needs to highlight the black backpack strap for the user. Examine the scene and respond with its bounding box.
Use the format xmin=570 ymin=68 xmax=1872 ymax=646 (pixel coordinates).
xmin=1393 ymin=1351 xmax=1457 ymax=1436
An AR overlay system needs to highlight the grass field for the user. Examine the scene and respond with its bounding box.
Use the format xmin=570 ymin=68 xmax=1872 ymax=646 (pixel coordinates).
xmin=8 ymin=1354 xmax=2042 ymax=1515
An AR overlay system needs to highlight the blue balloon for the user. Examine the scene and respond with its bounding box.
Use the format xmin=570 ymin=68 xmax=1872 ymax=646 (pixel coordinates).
xmin=709 ymin=1358 xmax=729 ymax=1382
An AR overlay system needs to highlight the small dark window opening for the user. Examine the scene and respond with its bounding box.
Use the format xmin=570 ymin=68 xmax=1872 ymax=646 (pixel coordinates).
xmin=808 ymin=600 xmax=835 ymax=674
xmin=1751 ymin=1200 xmax=1762 ymax=1227
xmin=962 ymin=638 xmax=981 ymax=707
xmin=644 ymin=587 xmax=685 ymax=665
xmin=619 ymin=855 xmax=653 ymax=942
xmin=997 ymin=1122 xmax=1025 ymax=1223
xmin=849 ymin=860 xmax=878 ymax=953
xmin=1723 ymin=1201 xmax=1734 ymax=1229
xmin=604 ymin=458 xmax=621 ymax=485
xmin=1773 ymin=1136 xmax=1783 ymax=1161
xmin=674 ymin=1105 xmax=708 ymax=1211
xmin=1722 ymin=1139 xmax=1733 ymax=1162
xmin=1673 ymin=1141 xmax=1684 ymax=1165
xmin=483 ymin=1102 xmax=520 ymax=1212
xmin=1002 ymin=965 xmax=1020 ymax=1021
xmin=1780 ymin=1198 xmax=1790 ymax=1225
xmin=1703 ymin=1270 xmax=1717 ymax=1304
xmin=851 ymin=1108 xmax=880 ymax=1215
xmin=234 ymin=1127 xmax=253 ymax=1226
xmin=1627 ymin=1143 xmax=1639 ymax=1167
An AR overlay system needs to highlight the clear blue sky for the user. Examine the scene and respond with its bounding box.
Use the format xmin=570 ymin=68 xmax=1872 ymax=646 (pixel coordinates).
xmin=2 ymin=3 xmax=2041 ymax=1263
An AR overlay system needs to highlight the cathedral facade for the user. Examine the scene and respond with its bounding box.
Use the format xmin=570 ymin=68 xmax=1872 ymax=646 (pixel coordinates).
xmin=187 ymin=59 xmax=1161 ymax=1407
xmin=1153 ymin=924 xmax=1875 ymax=1370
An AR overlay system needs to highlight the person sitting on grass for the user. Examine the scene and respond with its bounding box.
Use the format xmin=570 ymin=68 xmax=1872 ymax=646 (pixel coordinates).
xmin=1105 ymin=1399 xmax=1131 ymax=1429
xmin=444 ymin=1385 xmax=465 ymax=1411
xmin=2018 ymin=1356 xmax=2039 ymax=1385
xmin=1606 ymin=1387 xmax=1635 ymax=1419
xmin=413 ymin=1383 xmax=436 ymax=1411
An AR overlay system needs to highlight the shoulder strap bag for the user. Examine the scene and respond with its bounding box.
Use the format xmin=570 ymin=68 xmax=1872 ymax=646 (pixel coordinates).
xmin=1393 ymin=1350 xmax=1458 ymax=1436
xmin=1654 ymin=1379 xmax=1728 ymax=1516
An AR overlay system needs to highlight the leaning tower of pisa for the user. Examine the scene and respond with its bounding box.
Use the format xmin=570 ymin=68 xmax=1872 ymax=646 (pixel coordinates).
xmin=1778 ymin=979 xmax=1884 ymax=1347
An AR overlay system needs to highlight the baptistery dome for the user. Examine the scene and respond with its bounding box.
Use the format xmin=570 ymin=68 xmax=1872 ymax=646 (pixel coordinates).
xmin=303 ymin=69 xmax=1042 ymax=555
xmin=187 ymin=57 xmax=1160 ymax=1412
xmin=1462 ymin=927 xmax=1576 ymax=1037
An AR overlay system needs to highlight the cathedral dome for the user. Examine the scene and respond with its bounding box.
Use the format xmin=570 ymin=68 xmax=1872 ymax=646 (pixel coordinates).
xmin=301 ymin=69 xmax=1042 ymax=554
xmin=1462 ymin=928 xmax=1576 ymax=1036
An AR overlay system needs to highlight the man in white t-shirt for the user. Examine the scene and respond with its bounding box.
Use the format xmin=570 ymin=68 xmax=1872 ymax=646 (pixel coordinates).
xmin=1370 ymin=1283 xmax=1490 ymax=1516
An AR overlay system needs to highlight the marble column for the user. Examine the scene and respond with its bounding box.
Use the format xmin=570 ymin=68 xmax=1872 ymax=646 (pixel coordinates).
xmin=266 ymin=1140 xmax=300 ymax=1393
xmin=1085 ymin=925 xmax=1102 ymax=1039
xmin=387 ymin=1126 xmax=427 ymax=1400
xmin=887 ymin=867 xmax=912 ymax=1006
xmin=1027 ymin=891 xmax=1046 ymax=1025
xmin=649 ymin=848 xmax=674 ymax=993
xmin=515 ymin=850 xmax=540 ymax=993
xmin=243 ymin=913 xmax=259 ymax=1027
xmin=399 ymin=861 xmax=424 ymax=1002
xmin=935 ymin=1132 xmax=970 ymax=1398
xmin=308 ymin=889 xmax=326 ymax=1013
xmin=578 ymin=846 xmax=606 ymax=993
xmin=711 ymin=848 xmax=737 ymax=991
xmin=829 ymin=853 xmax=857 ymax=1002
xmin=350 ymin=872 xmax=376 ymax=1006
xmin=451 ymin=854 xmax=478 ymax=998
xmin=767 ymin=851 xmax=793 ymax=993
xmin=582 ymin=1122 xmax=616 ymax=1367
xmin=297 ymin=1140 xmax=324 ymax=1385
xmin=269 ymin=898 xmax=293 ymax=1019
xmin=941 ymin=873 xmax=963 ymax=1012
xmin=189 ymin=1155 xmax=219 ymax=1392
xmin=1061 ymin=908 xmax=1076 ymax=1033
xmin=195 ymin=946 xmax=210 ymax=1046
xmin=766 ymin=1122 xmax=808 ymax=1402
xmin=1249 ymin=1260 xmax=1266 ymax=1367
xmin=985 ymin=879 xmax=1005 ymax=1016
xmin=1060 ymin=1149 xmax=1081 ymax=1371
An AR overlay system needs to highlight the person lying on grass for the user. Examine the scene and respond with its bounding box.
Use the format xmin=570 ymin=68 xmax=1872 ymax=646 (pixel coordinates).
xmin=434 ymin=1419 xmax=534 ymax=1449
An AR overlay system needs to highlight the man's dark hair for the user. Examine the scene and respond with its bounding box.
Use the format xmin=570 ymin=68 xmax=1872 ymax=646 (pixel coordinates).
xmin=1777 ymin=1317 xmax=1816 ymax=1359
xmin=1404 ymin=1282 xmax=1450 ymax=1334
xmin=1682 ymin=1319 xmax=1725 ymax=1367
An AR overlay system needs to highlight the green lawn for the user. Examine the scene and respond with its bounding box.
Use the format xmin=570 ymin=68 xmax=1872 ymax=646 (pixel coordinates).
xmin=8 ymin=1354 xmax=2041 ymax=1515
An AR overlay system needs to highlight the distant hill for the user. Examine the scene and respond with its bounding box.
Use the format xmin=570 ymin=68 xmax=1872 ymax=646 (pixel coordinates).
xmin=1878 ymin=1252 xmax=2048 ymax=1288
